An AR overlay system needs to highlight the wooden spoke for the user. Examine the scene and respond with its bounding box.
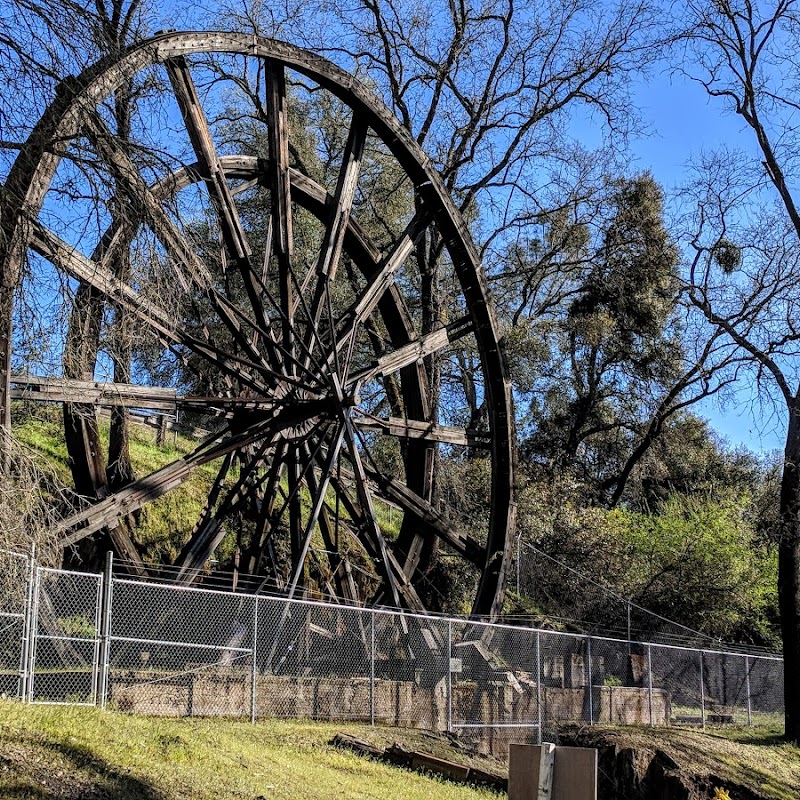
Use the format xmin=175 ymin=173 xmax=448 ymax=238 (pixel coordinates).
xmin=298 ymin=440 xmax=357 ymax=603
xmin=348 ymin=315 xmax=474 ymax=386
xmin=333 ymin=210 xmax=430 ymax=359
xmin=58 ymin=420 xmax=242 ymax=546
xmin=175 ymin=438 xmax=276 ymax=582
xmin=340 ymin=416 xmax=402 ymax=609
xmin=31 ymin=223 xmax=177 ymax=341
xmin=244 ymin=440 xmax=288 ymax=575
xmin=166 ymin=55 xmax=278 ymax=348
xmin=266 ymin=60 xmax=295 ymax=364
xmin=286 ymin=422 xmax=346 ymax=599
xmin=353 ymin=413 xmax=491 ymax=448
xmin=363 ymin=466 xmax=486 ymax=567
xmin=166 ymin=55 xmax=251 ymax=261
xmin=59 ymin=392 xmax=339 ymax=547
xmin=185 ymin=451 xmax=234 ymax=554
xmin=9 ymin=376 xmax=295 ymax=415
xmin=304 ymin=117 xmax=368 ymax=363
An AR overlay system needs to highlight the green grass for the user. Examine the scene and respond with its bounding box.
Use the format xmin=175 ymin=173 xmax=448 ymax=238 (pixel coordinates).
xmin=0 ymin=701 xmax=501 ymax=800
xmin=565 ymin=723 xmax=800 ymax=800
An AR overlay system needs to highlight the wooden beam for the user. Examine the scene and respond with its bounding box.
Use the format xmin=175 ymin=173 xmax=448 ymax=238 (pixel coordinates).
xmin=266 ymin=60 xmax=295 ymax=363
xmin=333 ymin=210 xmax=430 ymax=359
xmin=349 ymin=315 xmax=474 ymax=385
xmin=364 ymin=467 xmax=486 ymax=567
xmin=354 ymin=415 xmax=491 ymax=448
xmin=304 ymin=116 xmax=367 ymax=361
xmin=11 ymin=376 xmax=178 ymax=411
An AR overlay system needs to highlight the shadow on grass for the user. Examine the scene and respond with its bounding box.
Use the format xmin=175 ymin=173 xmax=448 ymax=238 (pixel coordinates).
xmin=706 ymin=730 xmax=791 ymax=748
xmin=6 ymin=733 xmax=164 ymax=800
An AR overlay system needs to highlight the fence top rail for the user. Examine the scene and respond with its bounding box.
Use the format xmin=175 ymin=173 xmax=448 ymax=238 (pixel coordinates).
xmin=0 ymin=548 xmax=28 ymax=560
xmin=38 ymin=566 xmax=103 ymax=580
xmin=110 ymin=576 xmax=783 ymax=664
xmin=647 ymin=640 xmax=784 ymax=661
xmin=111 ymin=634 xmax=251 ymax=653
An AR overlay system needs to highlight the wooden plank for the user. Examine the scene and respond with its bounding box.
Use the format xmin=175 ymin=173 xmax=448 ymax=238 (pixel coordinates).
xmin=266 ymin=60 xmax=295 ymax=363
xmin=304 ymin=116 xmax=367 ymax=358
xmin=509 ymin=743 xmax=556 ymax=800
xmin=11 ymin=376 xmax=178 ymax=411
xmin=354 ymin=415 xmax=490 ymax=448
xmin=349 ymin=315 xmax=474 ymax=385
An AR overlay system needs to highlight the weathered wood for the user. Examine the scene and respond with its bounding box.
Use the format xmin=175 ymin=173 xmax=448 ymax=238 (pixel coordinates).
xmin=349 ymin=315 xmax=474 ymax=385
xmin=304 ymin=116 xmax=368 ymax=363
xmin=175 ymin=439 xmax=275 ymax=582
xmin=266 ymin=60 xmax=295 ymax=364
xmin=341 ymin=417 xmax=404 ymax=609
xmin=335 ymin=210 xmax=430 ymax=356
xmin=11 ymin=376 xmax=178 ymax=410
xmin=166 ymin=56 xmax=251 ymax=261
xmin=286 ymin=423 xmax=346 ymax=600
xmin=354 ymin=414 xmax=491 ymax=448
xmin=364 ymin=467 xmax=487 ymax=567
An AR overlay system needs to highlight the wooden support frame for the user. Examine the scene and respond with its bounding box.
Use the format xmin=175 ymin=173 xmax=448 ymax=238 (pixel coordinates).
xmin=0 ymin=32 xmax=515 ymax=621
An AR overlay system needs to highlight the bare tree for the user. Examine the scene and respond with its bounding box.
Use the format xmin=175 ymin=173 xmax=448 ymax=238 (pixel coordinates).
xmin=677 ymin=0 xmax=800 ymax=741
xmin=1 ymin=0 xmax=154 ymax=570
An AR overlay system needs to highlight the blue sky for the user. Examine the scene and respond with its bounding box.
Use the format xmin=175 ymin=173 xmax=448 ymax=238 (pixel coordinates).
xmin=625 ymin=70 xmax=786 ymax=454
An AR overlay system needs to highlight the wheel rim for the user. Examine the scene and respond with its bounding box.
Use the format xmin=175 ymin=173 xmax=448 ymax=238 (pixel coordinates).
xmin=0 ymin=31 xmax=515 ymax=619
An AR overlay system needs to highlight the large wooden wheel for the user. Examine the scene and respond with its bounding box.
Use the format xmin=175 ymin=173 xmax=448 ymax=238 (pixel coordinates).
xmin=0 ymin=32 xmax=515 ymax=619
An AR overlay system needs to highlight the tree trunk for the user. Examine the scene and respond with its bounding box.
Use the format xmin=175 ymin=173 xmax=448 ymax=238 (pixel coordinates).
xmin=107 ymin=303 xmax=134 ymax=492
xmin=63 ymin=282 xmax=107 ymax=500
xmin=779 ymin=400 xmax=800 ymax=742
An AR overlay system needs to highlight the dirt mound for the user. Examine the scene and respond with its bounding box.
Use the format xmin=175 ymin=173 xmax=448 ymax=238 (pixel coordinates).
xmin=558 ymin=726 xmax=797 ymax=800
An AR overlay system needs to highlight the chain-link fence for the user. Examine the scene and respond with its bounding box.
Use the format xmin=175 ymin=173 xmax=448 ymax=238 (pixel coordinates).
xmin=0 ymin=551 xmax=786 ymax=754
xmin=0 ymin=548 xmax=34 ymax=699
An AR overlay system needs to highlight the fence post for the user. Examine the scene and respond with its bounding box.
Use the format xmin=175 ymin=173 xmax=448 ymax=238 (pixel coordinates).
xmin=536 ymin=630 xmax=543 ymax=745
xmin=647 ymin=644 xmax=654 ymax=727
xmin=627 ymin=601 xmax=632 ymax=643
xmin=26 ymin=565 xmax=41 ymax=702
xmin=250 ymin=595 xmax=259 ymax=724
xmin=699 ymin=651 xmax=706 ymax=730
xmin=745 ymin=655 xmax=752 ymax=727
xmin=99 ymin=551 xmax=114 ymax=709
xmin=586 ymin=636 xmax=593 ymax=725
xmin=369 ymin=611 xmax=375 ymax=726
xmin=19 ymin=543 xmax=36 ymax=702
xmin=447 ymin=620 xmax=452 ymax=734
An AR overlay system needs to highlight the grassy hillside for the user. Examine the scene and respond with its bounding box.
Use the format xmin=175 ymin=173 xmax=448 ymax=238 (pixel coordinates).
xmin=0 ymin=701 xmax=501 ymax=800
xmin=3 ymin=701 xmax=800 ymax=799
